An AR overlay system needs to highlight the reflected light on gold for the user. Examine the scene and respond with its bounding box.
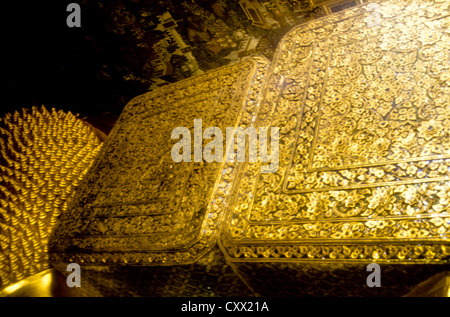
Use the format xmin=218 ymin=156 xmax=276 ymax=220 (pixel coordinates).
xmin=0 ymin=106 xmax=103 ymax=290
xmin=0 ymin=269 xmax=52 ymax=297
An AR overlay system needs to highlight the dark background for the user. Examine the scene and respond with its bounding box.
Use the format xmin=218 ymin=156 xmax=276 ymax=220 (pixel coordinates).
xmin=4 ymin=0 xmax=323 ymax=132
xmin=5 ymin=1 xmax=141 ymax=127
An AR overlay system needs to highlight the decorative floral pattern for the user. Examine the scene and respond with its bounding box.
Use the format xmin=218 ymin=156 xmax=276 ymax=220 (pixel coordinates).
xmin=50 ymin=57 xmax=270 ymax=266
xmin=50 ymin=0 xmax=449 ymax=269
xmin=223 ymin=0 xmax=450 ymax=263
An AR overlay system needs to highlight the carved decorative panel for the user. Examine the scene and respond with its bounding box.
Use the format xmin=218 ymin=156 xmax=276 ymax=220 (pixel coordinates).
xmin=220 ymin=0 xmax=450 ymax=264
xmin=0 ymin=107 xmax=103 ymax=290
xmin=49 ymin=57 xmax=270 ymax=268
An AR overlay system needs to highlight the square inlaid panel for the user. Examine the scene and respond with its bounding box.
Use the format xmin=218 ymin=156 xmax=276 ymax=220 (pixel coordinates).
xmin=49 ymin=57 xmax=269 ymax=266
xmin=220 ymin=0 xmax=450 ymax=264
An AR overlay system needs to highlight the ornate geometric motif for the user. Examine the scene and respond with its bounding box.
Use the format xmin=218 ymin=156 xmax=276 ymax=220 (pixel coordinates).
xmin=220 ymin=0 xmax=450 ymax=264
xmin=49 ymin=57 xmax=270 ymax=266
